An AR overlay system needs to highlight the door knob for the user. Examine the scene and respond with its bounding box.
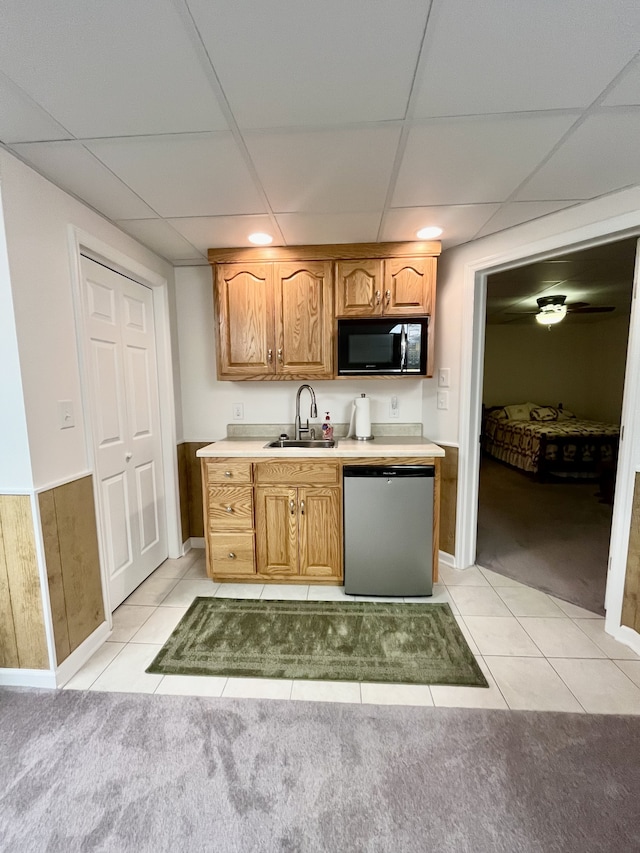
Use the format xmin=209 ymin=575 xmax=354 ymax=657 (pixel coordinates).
xmin=125 ymin=452 xmax=133 ymax=461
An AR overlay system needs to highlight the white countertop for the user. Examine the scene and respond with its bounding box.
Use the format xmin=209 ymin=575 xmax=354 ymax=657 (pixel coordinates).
xmin=196 ymin=436 xmax=444 ymax=458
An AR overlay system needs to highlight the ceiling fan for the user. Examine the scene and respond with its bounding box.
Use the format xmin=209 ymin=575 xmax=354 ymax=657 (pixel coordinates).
xmin=508 ymin=294 xmax=615 ymax=325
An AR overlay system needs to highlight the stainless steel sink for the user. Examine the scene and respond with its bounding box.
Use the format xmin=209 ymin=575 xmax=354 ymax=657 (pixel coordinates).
xmin=264 ymin=438 xmax=336 ymax=449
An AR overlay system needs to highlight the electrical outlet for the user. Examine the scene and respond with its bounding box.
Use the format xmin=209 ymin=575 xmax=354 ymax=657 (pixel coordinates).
xmin=232 ymin=403 xmax=244 ymax=420
xmin=436 ymin=391 xmax=449 ymax=410
xmin=390 ymin=395 xmax=399 ymax=418
xmin=438 ymin=368 xmax=450 ymax=388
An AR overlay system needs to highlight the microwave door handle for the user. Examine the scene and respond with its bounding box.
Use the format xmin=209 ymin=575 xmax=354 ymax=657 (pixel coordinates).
xmin=400 ymin=325 xmax=407 ymax=372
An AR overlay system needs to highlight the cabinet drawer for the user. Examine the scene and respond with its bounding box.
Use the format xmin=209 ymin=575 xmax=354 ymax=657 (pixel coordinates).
xmin=209 ymin=533 xmax=256 ymax=574
xmin=255 ymin=460 xmax=340 ymax=485
xmin=205 ymin=460 xmax=252 ymax=484
xmin=207 ymin=486 xmax=253 ymax=530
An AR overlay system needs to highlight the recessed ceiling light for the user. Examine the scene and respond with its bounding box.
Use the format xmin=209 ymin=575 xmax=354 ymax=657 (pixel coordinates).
xmin=248 ymin=232 xmax=273 ymax=245
xmin=416 ymin=226 xmax=443 ymax=239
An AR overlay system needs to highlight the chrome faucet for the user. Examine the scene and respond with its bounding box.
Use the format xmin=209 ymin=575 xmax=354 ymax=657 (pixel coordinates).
xmin=294 ymin=384 xmax=318 ymax=440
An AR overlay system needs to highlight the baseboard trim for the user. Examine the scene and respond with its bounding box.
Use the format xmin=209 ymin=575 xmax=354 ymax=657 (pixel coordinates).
xmin=438 ymin=550 xmax=455 ymax=568
xmin=614 ymin=624 xmax=640 ymax=657
xmin=189 ymin=537 xmax=205 ymax=549
xmin=0 ymin=667 xmax=56 ymax=688
xmin=55 ymin=621 xmax=111 ymax=687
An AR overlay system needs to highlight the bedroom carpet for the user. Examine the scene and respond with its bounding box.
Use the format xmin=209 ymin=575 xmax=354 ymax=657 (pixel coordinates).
xmin=146 ymin=598 xmax=487 ymax=687
xmin=1 ymin=688 xmax=639 ymax=853
xmin=477 ymin=455 xmax=611 ymax=614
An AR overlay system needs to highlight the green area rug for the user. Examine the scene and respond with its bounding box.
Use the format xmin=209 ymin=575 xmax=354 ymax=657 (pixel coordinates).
xmin=147 ymin=598 xmax=488 ymax=687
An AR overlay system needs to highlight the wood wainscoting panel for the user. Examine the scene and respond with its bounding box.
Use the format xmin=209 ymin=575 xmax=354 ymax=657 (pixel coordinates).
xmin=440 ymin=447 xmax=458 ymax=557
xmin=39 ymin=490 xmax=70 ymax=664
xmin=186 ymin=442 xmax=213 ymax=539
xmin=0 ymin=519 xmax=20 ymax=668
xmin=0 ymin=495 xmax=48 ymax=669
xmin=622 ymin=472 xmax=640 ymax=632
xmin=177 ymin=443 xmax=190 ymax=545
xmin=39 ymin=475 xmax=105 ymax=664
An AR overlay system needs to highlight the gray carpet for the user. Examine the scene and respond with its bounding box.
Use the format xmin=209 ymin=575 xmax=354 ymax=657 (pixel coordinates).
xmin=1 ymin=688 xmax=639 ymax=853
xmin=477 ymin=455 xmax=612 ymax=614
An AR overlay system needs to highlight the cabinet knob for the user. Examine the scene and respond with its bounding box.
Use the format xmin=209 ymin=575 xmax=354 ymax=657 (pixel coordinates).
xmin=300 ymin=499 xmax=305 ymax=516
xmin=375 ymin=289 xmax=381 ymax=305
xmin=267 ymin=348 xmax=273 ymax=363
xmin=385 ymin=289 xmax=391 ymax=305
xmin=277 ymin=348 xmax=283 ymax=363
xmin=289 ymin=499 xmax=295 ymax=515
xmin=225 ymin=506 xmax=233 ymax=513
xmin=228 ymin=552 xmax=236 ymax=560
xmin=224 ymin=471 xmax=232 ymax=478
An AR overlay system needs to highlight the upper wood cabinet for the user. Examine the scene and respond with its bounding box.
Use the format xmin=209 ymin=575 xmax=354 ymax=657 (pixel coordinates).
xmin=214 ymin=260 xmax=333 ymax=379
xmin=335 ymin=256 xmax=435 ymax=317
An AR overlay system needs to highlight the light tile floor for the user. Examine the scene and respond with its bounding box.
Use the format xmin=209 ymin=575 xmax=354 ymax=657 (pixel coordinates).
xmin=64 ymin=551 xmax=640 ymax=715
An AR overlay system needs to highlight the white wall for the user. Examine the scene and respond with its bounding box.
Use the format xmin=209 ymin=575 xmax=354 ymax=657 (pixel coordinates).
xmin=0 ymin=150 xmax=176 ymax=490
xmin=175 ymin=265 xmax=426 ymax=440
xmin=0 ymin=184 xmax=32 ymax=491
xmin=483 ymin=316 xmax=629 ymax=423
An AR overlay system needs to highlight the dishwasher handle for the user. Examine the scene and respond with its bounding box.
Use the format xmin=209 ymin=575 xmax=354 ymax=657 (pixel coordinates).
xmin=343 ymin=465 xmax=434 ymax=478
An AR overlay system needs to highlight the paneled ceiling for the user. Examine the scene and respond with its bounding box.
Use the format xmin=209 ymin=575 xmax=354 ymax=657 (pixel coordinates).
xmin=1 ymin=1 xmax=640 ymax=265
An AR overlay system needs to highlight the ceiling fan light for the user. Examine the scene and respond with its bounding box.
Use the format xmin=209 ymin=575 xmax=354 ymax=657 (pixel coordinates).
xmin=535 ymin=304 xmax=567 ymax=325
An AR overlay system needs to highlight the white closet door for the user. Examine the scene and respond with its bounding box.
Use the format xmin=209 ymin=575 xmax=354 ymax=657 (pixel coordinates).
xmin=81 ymin=256 xmax=166 ymax=608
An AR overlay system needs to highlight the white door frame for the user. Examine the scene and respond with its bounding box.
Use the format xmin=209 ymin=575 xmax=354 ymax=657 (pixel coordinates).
xmin=457 ymin=218 xmax=640 ymax=651
xmin=67 ymin=227 xmax=182 ymax=618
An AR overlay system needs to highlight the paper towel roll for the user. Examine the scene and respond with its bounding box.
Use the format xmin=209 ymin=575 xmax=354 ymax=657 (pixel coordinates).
xmin=354 ymin=394 xmax=373 ymax=440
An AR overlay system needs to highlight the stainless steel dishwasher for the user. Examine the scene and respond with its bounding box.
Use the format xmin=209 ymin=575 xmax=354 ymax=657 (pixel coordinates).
xmin=343 ymin=465 xmax=434 ymax=596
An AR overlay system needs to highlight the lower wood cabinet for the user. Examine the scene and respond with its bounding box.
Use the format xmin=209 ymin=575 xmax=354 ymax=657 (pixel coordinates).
xmin=202 ymin=457 xmax=342 ymax=584
xmin=255 ymin=486 xmax=341 ymax=580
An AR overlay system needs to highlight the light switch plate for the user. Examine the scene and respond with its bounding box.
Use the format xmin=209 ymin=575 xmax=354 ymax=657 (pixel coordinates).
xmin=59 ymin=400 xmax=74 ymax=429
xmin=438 ymin=368 xmax=450 ymax=388
xmin=436 ymin=391 xmax=449 ymax=410
xmin=390 ymin=395 xmax=399 ymax=418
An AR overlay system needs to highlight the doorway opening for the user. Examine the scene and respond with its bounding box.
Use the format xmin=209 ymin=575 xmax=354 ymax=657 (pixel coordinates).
xmin=475 ymin=238 xmax=636 ymax=614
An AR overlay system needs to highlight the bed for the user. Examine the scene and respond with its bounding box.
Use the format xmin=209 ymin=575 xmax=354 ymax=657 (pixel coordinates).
xmin=482 ymin=403 xmax=620 ymax=481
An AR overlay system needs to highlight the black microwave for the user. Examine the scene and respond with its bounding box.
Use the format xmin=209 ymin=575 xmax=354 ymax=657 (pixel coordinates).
xmin=337 ymin=318 xmax=428 ymax=375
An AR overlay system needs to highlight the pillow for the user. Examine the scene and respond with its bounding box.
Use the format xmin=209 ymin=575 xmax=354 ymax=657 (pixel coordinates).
xmin=556 ymin=408 xmax=576 ymax=420
xmin=530 ymin=406 xmax=558 ymax=422
xmin=504 ymin=403 xmax=537 ymax=421
xmin=487 ymin=407 xmax=508 ymax=420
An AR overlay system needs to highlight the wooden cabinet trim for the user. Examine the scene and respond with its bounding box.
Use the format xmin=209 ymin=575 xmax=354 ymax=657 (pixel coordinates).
xmin=255 ymin=459 xmax=340 ymax=485
xmin=208 ymin=241 xmax=441 ymax=264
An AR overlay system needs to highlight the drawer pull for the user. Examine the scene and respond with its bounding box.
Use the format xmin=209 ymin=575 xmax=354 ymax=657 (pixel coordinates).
xmin=277 ymin=348 xmax=283 ymax=363
xmin=224 ymin=471 xmax=232 ymax=478
xmin=289 ymin=499 xmax=295 ymax=515
xmin=375 ymin=289 xmax=381 ymax=305
xmin=225 ymin=506 xmax=234 ymax=513
xmin=385 ymin=289 xmax=391 ymax=305
xmin=228 ymin=552 xmax=236 ymax=560
xmin=267 ymin=348 xmax=273 ymax=363
xmin=300 ymin=499 xmax=305 ymax=516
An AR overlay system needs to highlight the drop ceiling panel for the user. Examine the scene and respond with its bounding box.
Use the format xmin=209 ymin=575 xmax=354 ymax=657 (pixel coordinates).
xmin=187 ymin=0 xmax=428 ymax=128
xmin=516 ymin=110 xmax=640 ymax=201
xmin=393 ymin=114 xmax=578 ymax=207
xmin=475 ymin=201 xmax=579 ymax=239
xmin=168 ymin=215 xmax=276 ymax=252
xmin=413 ymin=0 xmax=640 ymax=118
xmin=0 ymin=73 xmax=72 ymax=144
xmin=86 ymin=134 xmax=266 ymax=218
xmin=601 ymin=61 xmax=640 ymax=106
xmin=11 ymin=142 xmax=157 ymax=220
xmin=116 ymin=219 xmax=205 ymax=263
xmin=275 ymin=212 xmax=381 ymax=245
xmin=0 ymin=0 xmax=228 ymax=137
xmin=381 ymin=205 xmax=500 ymax=248
xmin=245 ymin=126 xmax=402 ymax=213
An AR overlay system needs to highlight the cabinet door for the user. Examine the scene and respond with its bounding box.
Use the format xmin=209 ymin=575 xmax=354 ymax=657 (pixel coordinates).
xmin=298 ymin=487 xmax=342 ymax=580
xmin=255 ymin=486 xmax=298 ymax=576
xmin=335 ymin=260 xmax=383 ymax=317
xmin=274 ymin=261 xmax=333 ymax=375
xmin=215 ymin=264 xmax=275 ymax=377
xmin=383 ymin=257 xmax=435 ymax=316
